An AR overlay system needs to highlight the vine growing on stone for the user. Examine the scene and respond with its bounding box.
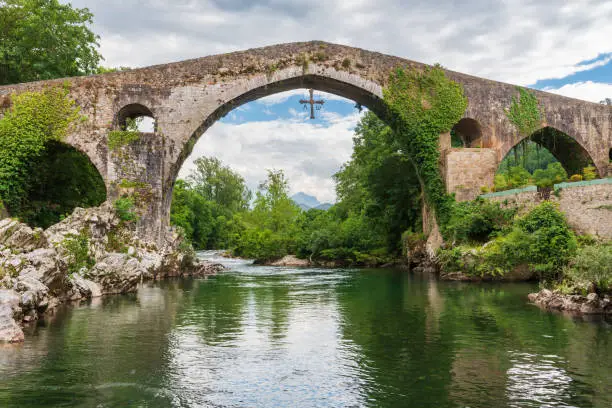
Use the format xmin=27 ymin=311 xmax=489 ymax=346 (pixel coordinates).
xmin=383 ymin=65 xmax=468 ymax=227
xmin=506 ymin=87 xmax=543 ymax=138
xmin=0 ymin=87 xmax=82 ymax=213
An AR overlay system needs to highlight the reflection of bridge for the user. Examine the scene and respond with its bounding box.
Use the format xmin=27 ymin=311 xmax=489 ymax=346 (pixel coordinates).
xmin=0 ymin=41 xmax=610 ymax=242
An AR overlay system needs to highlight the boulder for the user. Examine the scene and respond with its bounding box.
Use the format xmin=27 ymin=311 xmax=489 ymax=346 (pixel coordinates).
xmin=20 ymin=248 xmax=67 ymax=292
xmin=68 ymin=274 xmax=102 ymax=300
xmin=0 ymin=290 xmax=23 ymax=343
xmin=268 ymin=255 xmax=311 ymax=267
xmin=85 ymin=253 xmax=145 ymax=294
xmin=0 ymin=219 xmax=47 ymax=253
xmin=14 ymin=276 xmax=49 ymax=313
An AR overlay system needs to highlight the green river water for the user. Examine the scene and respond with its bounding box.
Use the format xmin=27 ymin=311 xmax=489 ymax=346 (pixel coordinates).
xmin=0 ymin=252 xmax=610 ymax=407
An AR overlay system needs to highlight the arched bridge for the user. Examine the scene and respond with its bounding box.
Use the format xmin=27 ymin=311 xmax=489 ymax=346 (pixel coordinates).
xmin=0 ymin=41 xmax=610 ymax=242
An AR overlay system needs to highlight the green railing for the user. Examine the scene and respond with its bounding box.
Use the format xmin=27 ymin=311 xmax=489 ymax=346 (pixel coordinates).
xmin=480 ymin=177 xmax=612 ymax=199
xmin=480 ymin=185 xmax=537 ymax=199
xmin=554 ymin=177 xmax=612 ymax=190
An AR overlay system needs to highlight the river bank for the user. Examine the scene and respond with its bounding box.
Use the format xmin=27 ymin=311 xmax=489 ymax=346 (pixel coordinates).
xmin=0 ymin=203 xmax=224 ymax=343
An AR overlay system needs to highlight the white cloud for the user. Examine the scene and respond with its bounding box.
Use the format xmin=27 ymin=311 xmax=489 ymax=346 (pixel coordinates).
xmin=545 ymin=81 xmax=612 ymax=103
xmin=71 ymin=0 xmax=612 ymax=86
xmin=257 ymin=90 xmax=354 ymax=106
xmin=179 ymin=111 xmax=364 ymax=203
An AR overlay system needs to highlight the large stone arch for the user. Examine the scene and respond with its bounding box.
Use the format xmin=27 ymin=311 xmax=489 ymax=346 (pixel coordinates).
xmin=497 ymin=126 xmax=597 ymax=176
xmin=161 ymin=68 xmax=390 ymax=221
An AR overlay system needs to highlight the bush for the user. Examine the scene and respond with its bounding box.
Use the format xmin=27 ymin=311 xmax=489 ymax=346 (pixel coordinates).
xmin=569 ymin=174 xmax=583 ymax=182
xmin=582 ymin=166 xmax=597 ymax=181
xmin=61 ymin=233 xmax=94 ymax=275
xmin=532 ymin=162 xmax=567 ymax=188
xmin=114 ymin=197 xmax=138 ymax=222
xmin=441 ymin=202 xmax=577 ymax=280
xmin=563 ymin=243 xmax=612 ymax=294
xmin=444 ymin=199 xmax=516 ymax=244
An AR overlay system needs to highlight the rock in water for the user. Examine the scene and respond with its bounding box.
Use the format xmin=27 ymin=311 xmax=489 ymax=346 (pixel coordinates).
xmin=0 ymin=290 xmax=24 ymax=343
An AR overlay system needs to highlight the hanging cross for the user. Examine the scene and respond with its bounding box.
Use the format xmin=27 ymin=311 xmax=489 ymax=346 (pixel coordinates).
xmin=299 ymin=89 xmax=325 ymax=119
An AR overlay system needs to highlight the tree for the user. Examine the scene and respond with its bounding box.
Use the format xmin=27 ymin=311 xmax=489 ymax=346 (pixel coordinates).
xmin=0 ymin=0 xmax=102 ymax=85
xmin=188 ymin=156 xmax=251 ymax=213
xmin=600 ymin=98 xmax=612 ymax=106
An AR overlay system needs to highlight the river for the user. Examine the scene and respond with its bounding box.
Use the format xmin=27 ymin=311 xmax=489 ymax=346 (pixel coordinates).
xmin=0 ymin=251 xmax=610 ymax=407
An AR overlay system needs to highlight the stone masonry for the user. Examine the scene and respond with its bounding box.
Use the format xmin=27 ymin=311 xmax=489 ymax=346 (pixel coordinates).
xmin=0 ymin=41 xmax=610 ymax=242
xmin=486 ymin=183 xmax=612 ymax=239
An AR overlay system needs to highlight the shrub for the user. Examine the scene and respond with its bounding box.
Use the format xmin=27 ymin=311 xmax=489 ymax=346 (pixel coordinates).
xmin=563 ymin=243 xmax=612 ymax=294
xmin=532 ymin=162 xmax=567 ymax=188
xmin=582 ymin=166 xmax=597 ymax=181
xmin=569 ymin=174 xmax=583 ymax=182
xmin=61 ymin=233 xmax=94 ymax=275
xmin=444 ymin=199 xmax=516 ymax=244
xmin=114 ymin=197 xmax=138 ymax=222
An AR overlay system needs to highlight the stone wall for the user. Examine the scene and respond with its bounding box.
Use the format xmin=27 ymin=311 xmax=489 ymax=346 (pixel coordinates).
xmin=485 ymin=182 xmax=612 ymax=239
xmin=443 ymin=148 xmax=497 ymax=201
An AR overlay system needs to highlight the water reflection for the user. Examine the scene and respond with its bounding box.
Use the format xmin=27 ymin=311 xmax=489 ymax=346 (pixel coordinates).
xmin=0 ymin=253 xmax=609 ymax=407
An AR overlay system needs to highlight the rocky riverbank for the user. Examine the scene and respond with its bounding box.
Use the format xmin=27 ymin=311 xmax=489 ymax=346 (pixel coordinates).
xmin=528 ymin=289 xmax=612 ymax=315
xmin=0 ymin=203 xmax=224 ymax=343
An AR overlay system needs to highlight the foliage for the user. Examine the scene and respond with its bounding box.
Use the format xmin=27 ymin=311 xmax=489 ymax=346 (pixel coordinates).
xmin=383 ymin=65 xmax=467 ymax=227
xmin=170 ymin=157 xmax=252 ymax=250
xmin=334 ymin=112 xmax=422 ymax=252
xmin=532 ymin=162 xmax=567 ymax=188
xmin=563 ymin=243 xmax=612 ymax=294
xmin=231 ymin=170 xmax=300 ymax=260
xmin=600 ymin=98 xmax=612 ymax=106
xmin=505 ymin=87 xmax=543 ymax=138
xmin=187 ymin=156 xmax=251 ymax=213
xmin=0 ymin=0 xmax=102 ymax=85
xmin=108 ymin=118 xmax=140 ymax=150
xmin=582 ymin=166 xmax=597 ymax=181
xmin=60 ymin=232 xmax=94 ymax=275
xmin=0 ymin=87 xmax=82 ymax=215
xmin=444 ymin=199 xmax=516 ymax=244
xmin=439 ymin=202 xmax=577 ymax=280
xmin=494 ymin=162 xmax=568 ymax=191
xmin=18 ymin=141 xmax=106 ymax=228
xmin=569 ymin=174 xmax=583 ymax=182
xmin=114 ymin=197 xmax=138 ymax=222
xmin=498 ymin=139 xmax=557 ymax=175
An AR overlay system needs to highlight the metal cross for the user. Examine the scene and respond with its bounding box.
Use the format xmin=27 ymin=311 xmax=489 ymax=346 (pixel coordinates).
xmin=299 ymin=89 xmax=325 ymax=119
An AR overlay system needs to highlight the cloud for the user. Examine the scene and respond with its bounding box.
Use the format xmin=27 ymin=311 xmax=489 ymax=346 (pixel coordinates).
xmin=256 ymin=90 xmax=354 ymax=106
xmin=545 ymin=81 xmax=612 ymax=103
xmin=70 ymin=0 xmax=612 ymax=86
xmin=179 ymin=110 xmax=364 ymax=203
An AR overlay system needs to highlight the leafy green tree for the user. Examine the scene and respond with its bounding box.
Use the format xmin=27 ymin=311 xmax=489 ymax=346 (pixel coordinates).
xmin=0 ymin=0 xmax=102 ymax=85
xmin=229 ymin=170 xmax=301 ymax=260
xmin=188 ymin=156 xmax=251 ymax=213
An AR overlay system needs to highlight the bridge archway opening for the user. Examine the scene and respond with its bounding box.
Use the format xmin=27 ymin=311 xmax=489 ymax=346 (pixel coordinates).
xmin=495 ymin=126 xmax=595 ymax=190
xmin=116 ymin=103 xmax=156 ymax=132
xmin=451 ymin=118 xmax=482 ymax=148
xmin=170 ymin=78 xmax=424 ymax=253
xmin=16 ymin=140 xmax=107 ymax=228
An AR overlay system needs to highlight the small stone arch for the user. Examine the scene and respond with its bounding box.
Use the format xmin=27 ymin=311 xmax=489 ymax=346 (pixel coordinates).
xmin=451 ymin=118 xmax=483 ymax=147
xmin=115 ymin=103 xmax=156 ymax=132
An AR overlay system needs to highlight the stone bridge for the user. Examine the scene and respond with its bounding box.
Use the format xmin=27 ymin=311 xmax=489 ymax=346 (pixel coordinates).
xmin=0 ymin=41 xmax=610 ymax=242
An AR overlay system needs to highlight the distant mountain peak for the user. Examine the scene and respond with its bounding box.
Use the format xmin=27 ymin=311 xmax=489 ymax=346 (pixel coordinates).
xmin=291 ymin=192 xmax=332 ymax=211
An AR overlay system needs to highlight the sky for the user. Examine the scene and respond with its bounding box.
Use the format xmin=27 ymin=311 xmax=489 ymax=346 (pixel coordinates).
xmin=67 ymin=0 xmax=612 ymax=202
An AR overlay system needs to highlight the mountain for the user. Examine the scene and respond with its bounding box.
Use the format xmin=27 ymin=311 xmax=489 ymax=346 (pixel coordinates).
xmin=291 ymin=192 xmax=332 ymax=211
xmin=314 ymin=203 xmax=332 ymax=210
